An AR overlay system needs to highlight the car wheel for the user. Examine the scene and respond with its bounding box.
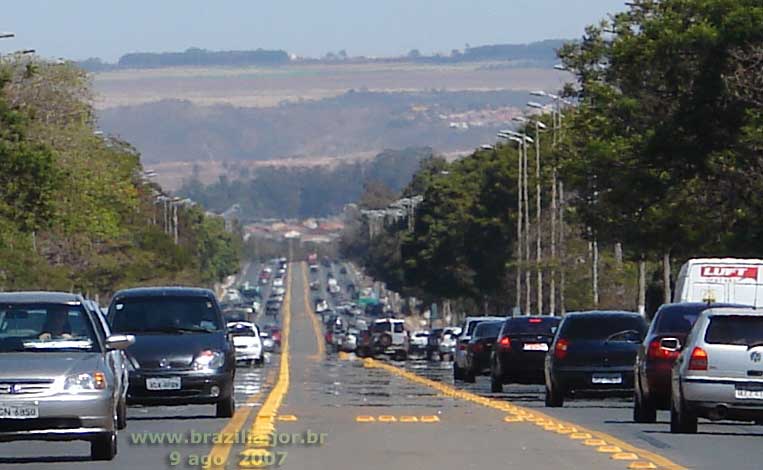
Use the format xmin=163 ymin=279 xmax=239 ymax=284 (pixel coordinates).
xmin=633 ymin=390 xmax=657 ymax=424
xmin=216 ymin=395 xmax=236 ymax=418
xmin=91 ymin=432 xmax=117 ymax=461
xmin=116 ymin=398 xmax=127 ymax=430
xmin=453 ymin=362 xmax=463 ymax=381
xmin=490 ymin=372 xmax=503 ymax=393
xmin=670 ymin=394 xmax=697 ymax=434
xmin=545 ymin=383 xmax=564 ymax=407
xmin=464 ymin=367 xmax=476 ymax=383
xmin=394 ymin=350 xmax=407 ymax=361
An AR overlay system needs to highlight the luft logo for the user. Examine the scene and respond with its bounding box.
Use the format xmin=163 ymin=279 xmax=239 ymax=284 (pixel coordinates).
xmin=752 ymin=351 xmax=762 ymax=363
xmin=700 ymin=266 xmax=758 ymax=280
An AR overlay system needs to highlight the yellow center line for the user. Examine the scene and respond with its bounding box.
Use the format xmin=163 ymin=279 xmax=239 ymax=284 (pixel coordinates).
xmin=205 ymin=370 xmax=276 ymax=469
xmin=300 ymin=262 xmax=325 ymax=360
xmin=364 ymin=358 xmax=686 ymax=470
xmin=237 ymin=263 xmax=293 ymax=467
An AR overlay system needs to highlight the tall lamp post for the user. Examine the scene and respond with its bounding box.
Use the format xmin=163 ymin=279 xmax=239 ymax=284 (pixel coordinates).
xmin=498 ymin=131 xmax=525 ymax=314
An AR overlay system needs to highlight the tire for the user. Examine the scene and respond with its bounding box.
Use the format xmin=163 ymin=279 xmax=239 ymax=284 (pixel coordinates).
xmin=633 ymin=390 xmax=657 ymax=424
xmin=394 ymin=350 xmax=407 ymax=361
xmin=116 ymin=398 xmax=127 ymax=430
xmin=453 ymin=362 xmax=463 ymax=381
xmin=91 ymin=432 xmax=117 ymax=461
xmin=378 ymin=334 xmax=393 ymax=348
xmin=216 ymin=395 xmax=236 ymax=418
xmin=464 ymin=367 xmax=476 ymax=383
xmin=490 ymin=372 xmax=503 ymax=393
xmin=545 ymin=383 xmax=564 ymax=407
xmin=670 ymin=394 xmax=697 ymax=434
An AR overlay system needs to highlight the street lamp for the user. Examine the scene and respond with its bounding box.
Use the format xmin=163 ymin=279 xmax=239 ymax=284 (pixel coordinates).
xmin=498 ymin=132 xmax=526 ymax=314
xmin=504 ymin=126 xmax=532 ymax=314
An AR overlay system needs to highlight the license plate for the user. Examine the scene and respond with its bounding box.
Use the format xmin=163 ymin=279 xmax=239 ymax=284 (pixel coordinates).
xmin=146 ymin=377 xmax=181 ymax=391
xmin=592 ymin=374 xmax=622 ymax=384
xmin=0 ymin=403 xmax=39 ymax=419
xmin=522 ymin=343 xmax=549 ymax=352
xmin=735 ymin=388 xmax=763 ymax=400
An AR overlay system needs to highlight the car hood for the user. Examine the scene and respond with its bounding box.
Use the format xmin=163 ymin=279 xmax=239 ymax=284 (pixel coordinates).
xmin=126 ymin=333 xmax=227 ymax=369
xmin=0 ymin=352 xmax=105 ymax=379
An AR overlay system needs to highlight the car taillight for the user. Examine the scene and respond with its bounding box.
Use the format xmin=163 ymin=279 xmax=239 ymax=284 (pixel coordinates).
xmin=458 ymin=343 xmax=467 ymax=351
xmin=529 ymin=318 xmax=542 ymax=323
xmin=688 ymin=347 xmax=708 ymax=371
xmin=498 ymin=336 xmax=512 ymax=350
xmin=647 ymin=339 xmax=680 ymax=361
xmin=554 ymin=338 xmax=569 ymax=360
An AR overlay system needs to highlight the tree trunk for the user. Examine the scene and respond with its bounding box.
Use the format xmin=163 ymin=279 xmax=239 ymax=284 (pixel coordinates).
xmin=638 ymin=257 xmax=646 ymax=316
xmin=663 ymin=252 xmax=672 ymax=304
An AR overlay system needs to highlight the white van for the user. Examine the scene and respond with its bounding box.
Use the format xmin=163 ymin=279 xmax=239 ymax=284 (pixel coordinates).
xmin=674 ymin=258 xmax=763 ymax=306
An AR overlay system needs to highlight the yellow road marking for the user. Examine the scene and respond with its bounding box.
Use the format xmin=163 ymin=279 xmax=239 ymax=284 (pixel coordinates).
xmin=420 ymin=415 xmax=440 ymax=423
xmin=584 ymin=439 xmax=608 ymax=446
xmin=277 ymin=414 xmax=298 ymax=422
xmin=612 ymin=453 xmax=640 ymax=461
xmin=399 ymin=416 xmax=419 ymax=423
xmin=597 ymin=445 xmax=623 ymax=453
xmin=301 ymin=262 xmax=325 ymax=360
xmin=355 ymin=415 xmax=376 ymax=422
xmin=204 ymin=371 xmax=275 ymax=470
xmin=363 ymin=358 xmax=686 ymax=470
xmin=239 ymin=264 xmax=294 ymax=467
xmin=504 ymin=415 xmax=524 ymax=423
xmin=378 ymin=415 xmax=397 ymax=422
xmin=629 ymin=462 xmax=658 ymax=469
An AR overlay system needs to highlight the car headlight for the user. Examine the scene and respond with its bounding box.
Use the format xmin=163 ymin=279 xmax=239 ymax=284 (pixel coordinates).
xmin=64 ymin=372 xmax=107 ymax=391
xmin=192 ymin=350 xmax=225 ymax=371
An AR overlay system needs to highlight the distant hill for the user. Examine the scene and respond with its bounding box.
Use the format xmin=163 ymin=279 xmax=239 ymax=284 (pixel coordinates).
xmin=177 ymin=147 xmax=435 ymax=220
xmin=77 ymin=40 xmax=569 ymax=71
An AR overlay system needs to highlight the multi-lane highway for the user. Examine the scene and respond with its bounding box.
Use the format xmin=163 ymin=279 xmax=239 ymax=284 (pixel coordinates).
xmin=2 ymin=261 xmax=761 ymax=469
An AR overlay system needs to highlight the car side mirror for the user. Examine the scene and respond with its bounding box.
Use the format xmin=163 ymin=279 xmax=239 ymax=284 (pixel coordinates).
xmin=106 ymin=334 xmax=135 ymax=350
xmin=660 ymin=337 xmax=681 ymax=351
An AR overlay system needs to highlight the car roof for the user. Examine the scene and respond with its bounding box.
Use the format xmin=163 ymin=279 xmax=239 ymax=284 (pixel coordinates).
xmin=112 ymin=287 xmax=216 ymax=299
xmin=699 ymin=307 xmax=761 ymax=317
xmin=464 ymin=316 xmax=505 ymax=322
xmin=505 ymin=315 xmax=560 ymax=321
xmin=658 ymin=302 xmax=751 ymax=311
xmin=563 ymin=310 xmax=641 ymax=318
xmin=0 ymin=291 xmax=85 ymax=304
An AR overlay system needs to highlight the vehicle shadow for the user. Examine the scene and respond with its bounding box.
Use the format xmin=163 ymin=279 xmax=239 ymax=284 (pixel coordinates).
xmin=128 ymin=414 xmax=219 ymax=422
xmin=645 ymin=429 xmax=763 ymax=437
xmin=0 ymin=455 xmax=90 ymax=464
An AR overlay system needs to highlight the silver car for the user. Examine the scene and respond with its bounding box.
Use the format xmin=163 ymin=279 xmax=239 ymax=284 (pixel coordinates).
xmin=454 ymin=316 xmax=505 ymax=380
xmin=0 ymin=292 xmax=134 ymax=460
xmin=670 ymin=307 xmax=763 ymax=433
xmin=85 ymin=299 xmax=130 ymax=430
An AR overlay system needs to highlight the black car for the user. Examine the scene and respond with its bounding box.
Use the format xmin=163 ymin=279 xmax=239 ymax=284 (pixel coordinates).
xmin=544 ymin=311 xmax=647 ymax=407
xmin=108 ymin=287 xmax=236 ymax=418
xmin=490 ymin=316 xmax=561 ymax=392
xmin=463 ymin=320 xmax=504 ymax=383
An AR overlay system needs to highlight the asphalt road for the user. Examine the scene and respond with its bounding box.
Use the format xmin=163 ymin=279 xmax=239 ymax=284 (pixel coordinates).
xmin=1 ymin=260 xmax=760 ymax=469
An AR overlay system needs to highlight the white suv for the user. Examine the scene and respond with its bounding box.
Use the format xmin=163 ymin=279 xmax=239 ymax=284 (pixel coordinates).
xmin=369 ymin=318 xmax=408 ymax=361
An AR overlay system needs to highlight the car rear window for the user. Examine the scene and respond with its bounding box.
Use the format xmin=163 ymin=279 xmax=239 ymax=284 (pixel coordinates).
xmin=394 ymin=322 xmax=404 ymax=333
xmin=110 ymin=296 xmax=223 ymax=333
xmin=560 ymin=315 xmax=646 ymax=340
xmin=654 ymin=306 xmax=702 ymax=333
xmin=504 ymin=318 xmax=560 ymax=335
xmin=466 ymin=320 xmax=488 ymax=336
xmin=372 ymin=321 xmax=391 ymax=333
xmin=705 ymin=316 xmax=763 ymax=346
xmin=473 ymin=321 xmax=503 ymax=338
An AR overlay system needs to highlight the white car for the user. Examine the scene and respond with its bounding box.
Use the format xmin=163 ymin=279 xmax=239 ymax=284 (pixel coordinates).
xmin=272 ymin=277 xmax=284 ymax=288
xmin=409 ymin=330 xmax=430 ymax=354
xmin=315 ymin=299 xmax=329 ymax=313
xmin=227 ymin=322 xmax=264 ymax=367
xmin=272 ymin=286 xmax=286 ymax=296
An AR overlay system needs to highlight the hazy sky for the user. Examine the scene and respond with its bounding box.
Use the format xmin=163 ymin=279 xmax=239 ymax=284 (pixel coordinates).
xmin=2 ymin=1 xmax=626 ymax=61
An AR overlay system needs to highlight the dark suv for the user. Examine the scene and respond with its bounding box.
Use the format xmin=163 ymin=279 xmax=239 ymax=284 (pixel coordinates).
xmin=108 ymin=287 xmax=236 ymax=418
xmin=490 ymin=316 xmax=561 ymax=392
xmin=633 ymin=302 xmax=748 ymax=422
xmin=545 ymin=311 xmax=647 ymax=407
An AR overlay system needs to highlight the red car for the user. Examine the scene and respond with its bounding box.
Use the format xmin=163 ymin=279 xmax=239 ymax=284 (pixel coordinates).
xmin=633 ymin=302 xmax=748 ymax=422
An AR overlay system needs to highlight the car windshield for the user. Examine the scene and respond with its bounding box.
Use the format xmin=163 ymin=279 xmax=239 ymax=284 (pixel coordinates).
xmin=0 ymin=303 xmax=98 ymax=352
xmin=473 ymin=321 xmax=503 ymax=338
xmin=561 ymin=316 xmax=646 ymax=340
xmin=705 ymin=316 xmax=763 ymax=346
xmin=110 ymin=296 xmax=223 ymax=334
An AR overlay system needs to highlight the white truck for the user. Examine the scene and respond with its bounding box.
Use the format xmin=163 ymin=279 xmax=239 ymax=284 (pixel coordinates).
xmin=673 ymin=258 xmax=763 ymax=306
